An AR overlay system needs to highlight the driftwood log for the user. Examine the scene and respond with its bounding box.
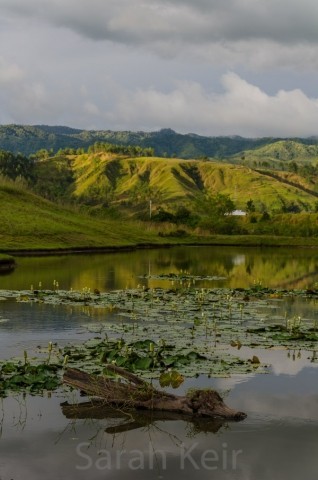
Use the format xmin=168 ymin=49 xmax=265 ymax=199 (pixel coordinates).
xmin=63 ymin=366 xmax=246 ymax=421
xmin=61 ymin=400 xmax=227 ymax=434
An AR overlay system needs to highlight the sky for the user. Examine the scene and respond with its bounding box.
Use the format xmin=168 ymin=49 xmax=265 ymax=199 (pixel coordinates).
xmin=1 ymin=0 xmax=318 ymax=137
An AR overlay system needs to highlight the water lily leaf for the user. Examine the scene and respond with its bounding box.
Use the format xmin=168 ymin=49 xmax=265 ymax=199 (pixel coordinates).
xmin=113 ymin=356 xmax=127 ymax=367
xmin=1 ymin=362 xmax=17 ymax=374
xmin=134 ymin=357 xmax=153 ymax=370
xmin=170 ymin=370 xmax=184 ymax=388
xmin=159 ymin=372 xmax=171 ymax=387
xmin=159 ymin=370 xmax=184 ymax=388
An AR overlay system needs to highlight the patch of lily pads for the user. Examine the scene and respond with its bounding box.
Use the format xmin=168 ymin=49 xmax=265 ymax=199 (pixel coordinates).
xmin=139 ymin=272 xmax=227 ymax=283
xmin=1 ymin=283 xmax=318 ymax=396
xmin=0 ymin=332 xmax=263 ymax=397
xmin=0 ymin=345 xmax=61 ymax=397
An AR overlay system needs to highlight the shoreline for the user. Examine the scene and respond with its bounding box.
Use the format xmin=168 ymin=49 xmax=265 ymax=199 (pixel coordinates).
xmin=1 ymin=235 xmax=318 ymax=257
xmin=0 ymin=254 xmax=16 ymax=271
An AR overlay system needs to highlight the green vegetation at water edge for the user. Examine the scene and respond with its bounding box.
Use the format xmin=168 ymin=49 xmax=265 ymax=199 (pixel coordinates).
xmin=0 ymin=253 xmax=14 ymax=263
xmin=0 ymin=253 xmax=15 ymax=270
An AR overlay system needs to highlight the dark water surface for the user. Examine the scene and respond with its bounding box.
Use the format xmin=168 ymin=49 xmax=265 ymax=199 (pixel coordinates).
xmin=0 ymin=246 xmax=318 ymax=479
xmin=1 ymin=245 xmax=318 ymax=290
xmin=0 ymin=367 xmax=317 ymax=480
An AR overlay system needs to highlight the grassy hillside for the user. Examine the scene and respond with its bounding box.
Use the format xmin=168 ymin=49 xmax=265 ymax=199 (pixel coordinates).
xmin=231 ymin=140 xmax=318 ymax=168
xmin=32 ymin=153 xmax=318 ymax=215
xmin=0 ymin=179 xmax=156 ymax=251
xmin=2 ymin=176 xmax=318 ymax=252
xmin=1 ymin=144 xmax=318 ymax=252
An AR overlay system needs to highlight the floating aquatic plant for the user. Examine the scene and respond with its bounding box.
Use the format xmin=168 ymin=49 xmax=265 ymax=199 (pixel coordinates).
xmin=1 ymin=282 xmax=318 ymax=396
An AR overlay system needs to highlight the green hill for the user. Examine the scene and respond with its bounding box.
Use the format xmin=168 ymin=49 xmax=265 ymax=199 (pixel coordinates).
xmin=2 ymin=124 xmax=318 ymax=166
xmin=32 ymin=153 xmax=318 ymax=214
xmin=0 ymin=179 xmax=156 ymax=251
xmin=231 ymin=140 xmax=318 ymax=168
xmin=2 ymin=155 xmax=318 ymax=251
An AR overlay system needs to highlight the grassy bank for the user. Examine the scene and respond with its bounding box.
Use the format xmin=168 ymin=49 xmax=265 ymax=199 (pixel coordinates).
xmin=3 ymin=232 xmax=318 ymax=255
xmin=183 ymin=234 xmax=318 ymax=247
xmin=0 ymin=253 xmax=15 ymax=262
xmin=0 ymin=182 xmax=158 ymax=251
xmin=0 ymin=253 xmax=15 ymax=270
xmin=2 ymin=181 xmax=318 ymax=254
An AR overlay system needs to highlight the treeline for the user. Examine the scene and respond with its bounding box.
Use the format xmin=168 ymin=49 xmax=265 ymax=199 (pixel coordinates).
xmin=26 ymin=142 xmax=155 ymax=159
xmin=87 ymin=142 xmax=154 ymax=157
xmin=0 ymin=150 xmax=34 ymax=181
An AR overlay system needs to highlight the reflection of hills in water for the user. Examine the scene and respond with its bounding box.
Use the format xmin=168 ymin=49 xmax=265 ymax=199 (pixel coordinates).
xmin=2 ymin=246 xmax=318 ymax=291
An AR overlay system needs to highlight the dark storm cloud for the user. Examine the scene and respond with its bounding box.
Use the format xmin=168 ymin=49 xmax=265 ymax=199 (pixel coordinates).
xmin=1 ymin=0 xmax=318 ymax=47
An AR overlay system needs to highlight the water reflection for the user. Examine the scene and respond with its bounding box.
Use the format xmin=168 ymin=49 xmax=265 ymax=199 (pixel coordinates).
xmin=61 ymin=400 xmax=228 ymax=434
xmin=0 ymin=300 xmax=114 ymax=359
xmin=1 ymin=246 xmax=318 ymax=291
xmin=1 ymin=367 xmax=318 ymax=480
xmin=1 ymin=246 xmax=318 ymax=478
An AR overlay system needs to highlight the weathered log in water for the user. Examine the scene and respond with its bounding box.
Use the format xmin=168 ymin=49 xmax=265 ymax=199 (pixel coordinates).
xmin=63 ymin=366 xmax=246 ymax=421
xmin=61 ymin=399 xmax=226 ymax=434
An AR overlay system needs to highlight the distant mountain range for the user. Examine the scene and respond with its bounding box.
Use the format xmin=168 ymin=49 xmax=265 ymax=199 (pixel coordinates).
xmin=1 ymin=124 xmax=318 ymax=159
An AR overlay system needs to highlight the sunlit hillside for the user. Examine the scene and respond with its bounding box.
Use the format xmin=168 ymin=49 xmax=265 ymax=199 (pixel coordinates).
xmin=33 ymin=153 xmax=318 ymax=214
xmin=0 ymin=178 xmax=155 ymax=250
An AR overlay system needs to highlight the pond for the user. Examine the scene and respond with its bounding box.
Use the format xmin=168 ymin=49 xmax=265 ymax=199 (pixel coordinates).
xmin=1 ymin=246 xmax=318 ymax=479
xmin=2 ymin=245 xmax=318 ymax=291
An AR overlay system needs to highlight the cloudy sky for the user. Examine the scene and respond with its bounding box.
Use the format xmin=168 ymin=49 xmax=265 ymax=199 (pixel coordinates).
xmin=1 ymin=0 xmax=318 ymax=137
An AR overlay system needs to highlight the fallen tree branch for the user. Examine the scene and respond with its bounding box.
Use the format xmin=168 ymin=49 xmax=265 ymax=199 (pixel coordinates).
xmin=63 ymin=367 xmax=246 ymax=420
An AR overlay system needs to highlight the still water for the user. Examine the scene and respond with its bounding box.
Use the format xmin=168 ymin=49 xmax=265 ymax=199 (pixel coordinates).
xmin=0 ymin=246 xmax=318 ymax=479
xmin=1 ymin=245 xmax=318 ymax=291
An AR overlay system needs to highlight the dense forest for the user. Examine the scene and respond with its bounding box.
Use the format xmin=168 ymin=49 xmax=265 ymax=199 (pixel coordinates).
xmin=2 ymin=124 xmax=318 ymax=159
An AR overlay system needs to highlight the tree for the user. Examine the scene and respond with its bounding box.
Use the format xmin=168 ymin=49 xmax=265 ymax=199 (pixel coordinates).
xmin=33 ymin=148 xmax=52 ymax=160
xmin=0 ymin=150 xmax=35 ymax=181
xmin=209 ymin=193 xmax=235 ymax=216
xmin=196 ymin=192 xmax=235 ymax=218
xmin=246 ymin=199 xmax=256 ymax=213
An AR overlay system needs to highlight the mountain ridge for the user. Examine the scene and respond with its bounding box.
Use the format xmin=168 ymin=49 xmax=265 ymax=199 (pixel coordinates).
xmin=1 ymin=123 xmax=314 ymax=158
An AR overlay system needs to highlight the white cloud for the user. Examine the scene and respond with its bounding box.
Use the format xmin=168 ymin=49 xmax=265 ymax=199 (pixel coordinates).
xmin=109 ymin=73 xmax=318 ymax=137
xmin=1 ymin=2 xmax=318 ymax=135
xmin=0 ymin=56 xmax=24 ymax=85
xmin=1 ymin=58 xmax=318 ymax=136
xmin=0 ymin=56 xmax=84 ymax=125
